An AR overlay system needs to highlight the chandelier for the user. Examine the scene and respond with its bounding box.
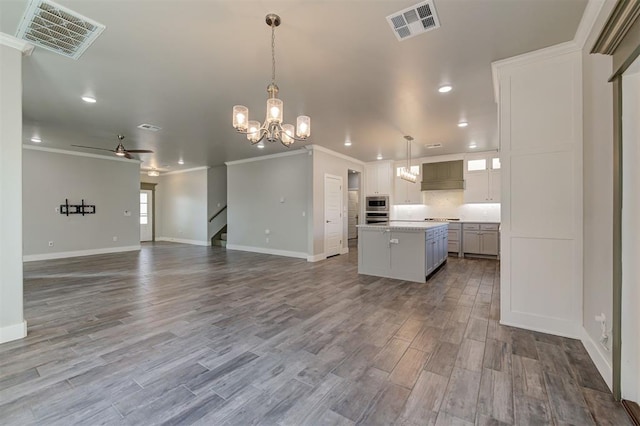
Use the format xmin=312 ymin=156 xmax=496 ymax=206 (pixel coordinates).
xmin=400 ymin=135 xmax=418 ymax=183
xmin=232 ymin=14 xmax=310 ymax=147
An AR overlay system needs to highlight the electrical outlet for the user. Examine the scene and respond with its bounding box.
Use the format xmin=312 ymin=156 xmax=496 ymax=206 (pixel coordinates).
xmin=48 ymin=241 xmax=54 ymax=247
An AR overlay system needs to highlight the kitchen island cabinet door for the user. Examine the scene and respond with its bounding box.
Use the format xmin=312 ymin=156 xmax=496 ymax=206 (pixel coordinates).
xmin=359 ymin=228 xmax=391 ymax=276
xmin=426 ymin=235 xmax=436 ymax=275
xmin=389 ymin=230 xmax=427 ymax=282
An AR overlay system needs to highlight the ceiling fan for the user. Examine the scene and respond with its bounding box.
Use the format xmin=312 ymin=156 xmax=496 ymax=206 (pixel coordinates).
xmin=72 ymin=135 xmax=153 ymax=159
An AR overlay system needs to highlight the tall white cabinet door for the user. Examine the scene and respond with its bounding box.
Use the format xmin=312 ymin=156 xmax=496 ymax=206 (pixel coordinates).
xmin=464 ymin=173 xmax=488 ymax=203
xmin=489 ymin=170 xmax=501 ymax=202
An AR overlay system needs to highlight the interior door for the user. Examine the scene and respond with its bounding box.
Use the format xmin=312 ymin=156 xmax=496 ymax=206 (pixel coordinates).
xmin=324 ymin=174 xmax=343 ymax=257
xmin=140 ymin=190 xmax=153 ymax=242
xmin=348 ymin=190 xmax=359 ymax=239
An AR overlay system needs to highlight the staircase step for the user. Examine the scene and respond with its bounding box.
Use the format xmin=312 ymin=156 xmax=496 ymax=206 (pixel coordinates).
xmin=221 ymin=233 xmax=227 ymax=241
xmin=212 ymin=239 xmax=227 ymax=247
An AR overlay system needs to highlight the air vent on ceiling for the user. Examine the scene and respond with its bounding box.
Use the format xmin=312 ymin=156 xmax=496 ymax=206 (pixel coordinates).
xmin=386 ymin=0 xmax=440 ymax=41
xmin=425 ymin=143 xmax=442 ymax=149
xmin=138 ymin=124 xmax=162 ymax=132
xmin=15 ymin=0 xmax=105 ymax=60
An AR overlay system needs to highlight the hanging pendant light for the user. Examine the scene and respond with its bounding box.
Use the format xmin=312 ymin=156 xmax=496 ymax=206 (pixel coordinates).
xmin=400 ymin=135 xmax=418 ymax=183
xmin=232 ymin=14 xmax=310 ymax=147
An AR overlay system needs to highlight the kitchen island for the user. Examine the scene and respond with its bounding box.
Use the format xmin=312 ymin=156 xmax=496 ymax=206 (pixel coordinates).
xmin=357 ymin=221 xmax=448 ymax=283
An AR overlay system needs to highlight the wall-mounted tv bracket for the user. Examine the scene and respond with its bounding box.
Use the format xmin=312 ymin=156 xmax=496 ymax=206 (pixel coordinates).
xmin=60 ymin=199 xmax=96 ymax=216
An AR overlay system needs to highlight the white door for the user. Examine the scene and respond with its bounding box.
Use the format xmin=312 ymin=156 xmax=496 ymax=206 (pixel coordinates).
xmin=324 ymin=175 xmax=343 ymax=257
xmin=140 ymin=190 xmax=153 ymax=242
xmin=348 ymin=190 xmax=359 ymax=239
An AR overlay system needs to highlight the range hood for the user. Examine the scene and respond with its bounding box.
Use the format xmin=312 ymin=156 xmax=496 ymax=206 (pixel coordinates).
xmin=421 ymin=160 xmax=465 ymax=190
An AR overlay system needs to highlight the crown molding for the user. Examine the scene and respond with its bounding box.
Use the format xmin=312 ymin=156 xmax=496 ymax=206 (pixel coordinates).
xmin=574 ymin=0 xmax=608 ymax=49
xmin=591 ymin=0 xmax=640 ymax=54
xmin=307 ymin=144 xmax=365 ymax=165
xmin=225 ymin=148 xmax=308 ymax=166
xmin=0 ymin=33 xmax=34 ymax=56
xmin=162 ymin=166 xmax=209 ymax=176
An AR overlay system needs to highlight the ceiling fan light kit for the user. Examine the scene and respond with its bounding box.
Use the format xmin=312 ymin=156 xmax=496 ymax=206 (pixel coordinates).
xmin=232 ymin=13 xmax=310 ymax=147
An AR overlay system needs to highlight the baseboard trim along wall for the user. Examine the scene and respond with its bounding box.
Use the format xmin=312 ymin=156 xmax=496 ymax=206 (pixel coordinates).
xmin=0 ymin=320 xmax=27 ymax=344
xmin=23 ymin=245 xmax=141 ymax=262
xmin=500 ymin=311 xmax=581 ymax=340
xmin=307 ymin=253 xmax=326 ymax=262
xmin=580 ymin=327 xmax=613 ymax=391
xmin=226 ymin=244 xmax=308 ymax=260
xmin=156 ymin=237 xmax=209 ymax=246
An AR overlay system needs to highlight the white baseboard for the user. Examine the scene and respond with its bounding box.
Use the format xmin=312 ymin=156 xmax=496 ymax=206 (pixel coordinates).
xmin=23 ymin=245 xmax=141 ymax=262
xmin=0 ymin=320 xmax=27 ymax=344
xmin=580 ymin=327 xmax=613 ymax=391
xmin=226 ymin=244 xmax=308 ymax=260
xmin=156 ymin=237 xmax=209 ymax=246
xmin=340 ymin=247 xmax=349 ymax=255
xmin=500 ymin=311 xmax=581 ymax=339
xmin=307 ymin=253 xmax=326 ymax=262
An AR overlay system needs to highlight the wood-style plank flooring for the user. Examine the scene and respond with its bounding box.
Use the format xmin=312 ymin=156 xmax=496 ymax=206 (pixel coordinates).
xmin=1 ymin=242 xmax=630 ymax=425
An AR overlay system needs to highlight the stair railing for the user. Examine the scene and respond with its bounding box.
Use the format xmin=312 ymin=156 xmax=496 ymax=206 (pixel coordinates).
xmin=209 ymin=205 xmax=227 ymax=223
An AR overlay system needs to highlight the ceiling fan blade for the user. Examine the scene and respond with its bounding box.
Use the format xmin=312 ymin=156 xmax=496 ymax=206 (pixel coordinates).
xmin=126 ymin=149 xmax=154 ymax=153
xmin=71 ymin=144 xmax=115 ymax=152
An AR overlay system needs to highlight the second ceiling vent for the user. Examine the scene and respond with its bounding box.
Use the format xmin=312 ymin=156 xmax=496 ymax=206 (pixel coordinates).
xmin=386 ymin=0 xmax=440 ymax=41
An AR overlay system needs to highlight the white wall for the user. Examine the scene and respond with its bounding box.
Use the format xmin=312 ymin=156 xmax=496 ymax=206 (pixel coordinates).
xmin=312 ymin=147 xmax=365 ymax=257
xmin=0 ymin=42 xmax=26 ymax=343
xmin=581 ymin=0 xmax=616 ymax=386
xmin=494 ymin=44 xmax=584 ymax=338
xmin=157 ymin=168 xmax=209 ymax=245
xmin=226 ymin=151 xmax=310 ymax=258
xmin=22 ymin=147 xmax=140 ymax=260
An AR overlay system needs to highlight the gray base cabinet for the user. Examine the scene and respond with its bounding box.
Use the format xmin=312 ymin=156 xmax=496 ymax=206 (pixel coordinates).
xmin=462 ymin=223 xmax=500 ymax=256
xmin=447 ymin=222 xmax=462 ymax=257
xmin=426 ymin=226 xmax=448 ymax=276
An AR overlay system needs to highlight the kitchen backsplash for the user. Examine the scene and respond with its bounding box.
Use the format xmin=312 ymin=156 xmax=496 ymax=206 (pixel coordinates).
xmin=392 ymin=190 xmax=501 ymax=222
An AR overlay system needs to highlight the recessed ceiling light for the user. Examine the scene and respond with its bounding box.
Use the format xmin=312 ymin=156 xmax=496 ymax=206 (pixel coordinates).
xmin=376 ymin=154 xmax=383 ymax=160
xmin=344 ymin=141 xmax=352 ymax=147
xmin=257 ymin=142 xmax=265 ymax=149
xmin=425 ymin=143 xmax=442 ymax=149
xmin=458 ymin=121 xmax=468 ymax=128
xmin=81 ymin=96 xmax=96 ymax=103
xmin=30 ymin=136 xmax=41 ymax=143
xmin=469 ymin=143 xmax=477 ymax=149
xmin=438 ymin=85 xmax=452 ymax=93
xmin=178 ymin=159 xmax=184 ymax=165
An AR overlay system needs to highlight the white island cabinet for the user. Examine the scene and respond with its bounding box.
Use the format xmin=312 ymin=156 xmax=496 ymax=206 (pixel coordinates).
xmin=357 ymin=222 xmax=448 ymax=283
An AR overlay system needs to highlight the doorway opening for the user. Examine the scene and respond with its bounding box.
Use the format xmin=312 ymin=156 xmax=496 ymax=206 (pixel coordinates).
xmin=348 ymin=169 xmax=360 ymax=244
xmin=620 ymin=54 xmax=640 ymax=412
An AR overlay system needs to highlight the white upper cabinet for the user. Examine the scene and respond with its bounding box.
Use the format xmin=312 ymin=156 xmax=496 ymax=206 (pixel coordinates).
xmin=463 ymin=153 xmax=501 ymax=203
xmin=393 ymin=165 xmax=422 ymax=204
xmin=365 ymin=161 xmax=393 ymax=196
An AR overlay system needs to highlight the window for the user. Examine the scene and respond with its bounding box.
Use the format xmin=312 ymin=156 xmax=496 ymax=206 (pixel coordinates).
xmin=492 ymin=157 xmax=501 ymax=170
xmin=467 ymin=159 xmax=486 ymax=171
xmin=140 ymin=192 xmax=148 ymax=225
xmin=396 ymin=165 xmax=420 ymax=176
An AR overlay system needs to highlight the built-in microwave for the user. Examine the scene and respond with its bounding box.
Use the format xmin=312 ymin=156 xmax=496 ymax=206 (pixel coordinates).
xmin=366 ymin=196 xmax=389 ymax=211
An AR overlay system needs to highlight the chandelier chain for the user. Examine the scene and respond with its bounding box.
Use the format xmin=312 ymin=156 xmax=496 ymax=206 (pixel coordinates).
xmin=271 ymin=24 xmax=276 ymax=85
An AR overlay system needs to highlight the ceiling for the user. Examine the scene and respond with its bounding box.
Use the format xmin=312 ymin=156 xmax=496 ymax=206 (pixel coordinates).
xmin=0 ymin=0 xmax=588 ymax=172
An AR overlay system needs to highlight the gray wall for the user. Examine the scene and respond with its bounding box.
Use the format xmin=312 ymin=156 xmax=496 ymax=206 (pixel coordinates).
xmin=312 ymin=148 xmax=364 ymax=256
xmin=207 ymin=165 xmax=227 ymax=238
xmin=158 ymin=168 xmax=208 ymax=244
xmin=23 ymin=147 xmax=140 ymax=257
xmin=227 ymin=151 xmax=310 ymax=256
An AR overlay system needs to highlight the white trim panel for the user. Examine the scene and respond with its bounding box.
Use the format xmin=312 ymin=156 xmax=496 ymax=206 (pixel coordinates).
xmin=225 ymin=148 xmax=308 ymax=166
xmin=23 ymin=245 xmax=140 ymax=262
xmin=0 ymin=320 xmax=27 ymax=344
xmin=161 ymin=166 xmax=209 ymax=176
xmin=23 ymin=145 xmax=140 ymax=163
xmin=0 ymin=32 xmax=34 ymax=55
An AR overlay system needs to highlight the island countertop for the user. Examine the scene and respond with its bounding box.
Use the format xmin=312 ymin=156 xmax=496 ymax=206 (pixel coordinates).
xmin=356 ymin=221 xmax=448 ymax=231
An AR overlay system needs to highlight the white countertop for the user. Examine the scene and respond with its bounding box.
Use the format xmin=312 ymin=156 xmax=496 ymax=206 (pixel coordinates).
xmin=357 ymin=221 xmax=448 ymax=231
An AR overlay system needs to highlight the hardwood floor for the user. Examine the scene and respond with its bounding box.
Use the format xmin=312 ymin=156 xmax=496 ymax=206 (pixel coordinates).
xmin=1 ymin=242 xmax=630 ymax=425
